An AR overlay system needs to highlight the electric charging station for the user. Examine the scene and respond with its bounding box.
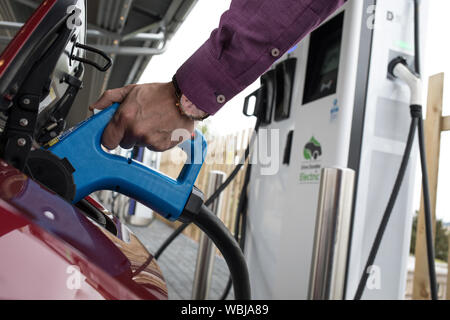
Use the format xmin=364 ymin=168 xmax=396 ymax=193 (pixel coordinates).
xmin=245 ymin=0 xmax=428 ymax=299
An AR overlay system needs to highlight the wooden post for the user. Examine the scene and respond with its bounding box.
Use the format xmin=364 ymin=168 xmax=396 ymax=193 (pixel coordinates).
xmin=412 ymin=73 xmax=445 ymax=299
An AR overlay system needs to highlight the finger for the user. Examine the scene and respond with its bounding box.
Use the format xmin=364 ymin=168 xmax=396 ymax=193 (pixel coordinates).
xmin=101 ymin=111 xmax=127 ymax=150
xmin=145 ymin=133 xmax=172 ymax=152
xmin=119 ymin=141 xmax=136 ymax=150
xmin=119 ymin=130 xmax=137 ymax=150
xmin=89 ymin=85 xmax=136 ymax=111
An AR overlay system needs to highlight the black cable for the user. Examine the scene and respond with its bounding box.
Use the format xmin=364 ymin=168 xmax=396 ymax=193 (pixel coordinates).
xmin=417 ymin=115 xmax=438 ymax=300
xmin=154 ymin=120 xmax=261 ymax=260
xmin=153 ymin=162 xmax=243 ymax=260
xmin=154 ymin=222 xmax=189 ymax=260
xmin=220 ymin=161 xmax=253 ymax=300
xmin=355 ymin=0 xmax=437 ymax=300
xmin=153 ymin=166 xmax=244 ymax=260
xmin=354 ymin=116 xmax=418 ymax=300
xmin=193 ymin=204 xmax=251 ymax=300
xmin=219 ymin=211 xmax=242 ymax=300
xmin=413 ymin=0 xmax=438 ymax=299
xmin=220 ymin=200 xmax=243 ymax=300
xmin=220 ymin=202 xmax=250 ymax=300
xmin=220 ymin=273 xmax=233 ymax=300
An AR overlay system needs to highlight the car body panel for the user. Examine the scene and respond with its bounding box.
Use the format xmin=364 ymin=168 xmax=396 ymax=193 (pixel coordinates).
xmin=0 ymin=160 xmax=168 ymax=299
xmin=0 ymin=0 xmax=168 ymax=300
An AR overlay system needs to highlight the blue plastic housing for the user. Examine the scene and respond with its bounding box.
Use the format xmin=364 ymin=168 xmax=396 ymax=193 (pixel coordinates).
xmin=49 ymin=103 xmax=207 ymax=221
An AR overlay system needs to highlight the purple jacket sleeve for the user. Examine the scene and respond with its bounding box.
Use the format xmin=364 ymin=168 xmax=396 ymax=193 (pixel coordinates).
xmin=175 ymin=0 xmax=345 ymax=115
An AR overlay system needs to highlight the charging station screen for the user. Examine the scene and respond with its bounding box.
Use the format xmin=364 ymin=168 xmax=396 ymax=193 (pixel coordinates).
xmin=302 ymin=12 xmax=344 ymax=105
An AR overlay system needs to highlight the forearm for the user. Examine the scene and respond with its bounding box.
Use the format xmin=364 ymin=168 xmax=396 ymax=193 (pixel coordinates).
xmin=176 ymin=0 xmax=345 ymax=115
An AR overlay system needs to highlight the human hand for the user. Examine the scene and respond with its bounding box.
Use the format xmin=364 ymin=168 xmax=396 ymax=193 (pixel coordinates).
xmin=89 ymin=82 xmax=194 ymax=151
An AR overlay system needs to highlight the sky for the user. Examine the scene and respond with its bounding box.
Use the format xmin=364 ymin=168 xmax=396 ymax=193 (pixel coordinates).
xmin=139 ymin=0 xmax=450 ymax=222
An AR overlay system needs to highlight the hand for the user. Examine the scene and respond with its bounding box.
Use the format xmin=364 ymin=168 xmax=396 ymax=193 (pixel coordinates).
xmin=89 ymin=82 xmax=194 ymax=151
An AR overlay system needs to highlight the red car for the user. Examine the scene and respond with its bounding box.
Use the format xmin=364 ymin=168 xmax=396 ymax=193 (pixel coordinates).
xmin=0 ymin=0 xmax=168 ymax=300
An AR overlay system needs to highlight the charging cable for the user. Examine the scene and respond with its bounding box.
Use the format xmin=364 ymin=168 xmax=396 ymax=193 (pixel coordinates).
xmin=354 ymin=58 xmax=437 ymax=300
xmin=153 ymin=119 xmax=261 ymax=261
xmin=180 ymin=187 xmax=252 ymax=300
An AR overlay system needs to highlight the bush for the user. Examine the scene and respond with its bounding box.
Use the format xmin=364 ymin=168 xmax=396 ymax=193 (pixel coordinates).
xmin=410 ymin=213 xmax=448 ymax=262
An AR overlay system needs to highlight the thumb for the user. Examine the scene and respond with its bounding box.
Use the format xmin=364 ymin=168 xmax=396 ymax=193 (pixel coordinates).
xmin=89 ymin=84 xmax=136 ymax=111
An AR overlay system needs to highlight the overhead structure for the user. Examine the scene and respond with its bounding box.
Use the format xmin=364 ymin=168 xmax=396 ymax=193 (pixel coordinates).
xmin=0 ymin=0 xmax=198 ymax=126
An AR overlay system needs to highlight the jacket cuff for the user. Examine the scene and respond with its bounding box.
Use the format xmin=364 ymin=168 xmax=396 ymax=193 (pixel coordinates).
xmin=175 ymin=43 xmax=240 ymax=115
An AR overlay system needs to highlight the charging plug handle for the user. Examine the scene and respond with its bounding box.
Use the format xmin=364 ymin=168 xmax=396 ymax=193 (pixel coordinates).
xmin=388 ymin=56 xmax=423 ymax=106
xmin=48 ymin=103 xmax=207 ymax=221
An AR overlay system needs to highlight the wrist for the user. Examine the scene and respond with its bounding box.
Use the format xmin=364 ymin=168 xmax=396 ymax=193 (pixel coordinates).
xmin=172 ymin=75 xmax=209 ymax=121
xmin=179 ymin=94 xmax=209 ymax=120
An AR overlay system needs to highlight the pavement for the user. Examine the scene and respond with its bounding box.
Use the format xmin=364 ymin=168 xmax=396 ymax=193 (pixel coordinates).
xmin=130 ymin=219 xmax=235 ymax=300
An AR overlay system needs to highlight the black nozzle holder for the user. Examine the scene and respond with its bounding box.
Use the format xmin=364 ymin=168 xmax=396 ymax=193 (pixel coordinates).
xmin=388 ymin=56 xmax=408 ymax=78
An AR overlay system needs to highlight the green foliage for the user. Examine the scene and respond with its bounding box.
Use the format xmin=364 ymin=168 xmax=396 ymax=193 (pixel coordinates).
xmin=435 ymin=219 xmax=448 ymax=262
xmin=410 ymin=213 xmax=449 ymax=262
xmin=410 ymin=214 xmax=417 ymax=254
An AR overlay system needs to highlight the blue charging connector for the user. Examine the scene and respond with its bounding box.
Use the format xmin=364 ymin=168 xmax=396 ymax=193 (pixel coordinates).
xmin=48 ymin=103 xmax=207 ymax=221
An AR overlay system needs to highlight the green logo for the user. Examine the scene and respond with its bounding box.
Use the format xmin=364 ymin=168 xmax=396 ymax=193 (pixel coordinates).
xmin=303 ymin=137 xmax=322 ymax=160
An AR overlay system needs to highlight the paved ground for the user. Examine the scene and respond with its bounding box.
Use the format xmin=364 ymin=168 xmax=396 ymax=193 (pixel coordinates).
xmin=130 ymin=219 xmax=234 ymax=300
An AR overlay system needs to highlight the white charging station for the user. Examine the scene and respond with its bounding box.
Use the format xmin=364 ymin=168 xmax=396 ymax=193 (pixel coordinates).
xmin=244 ymin=0 xmax=428 ymax=299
